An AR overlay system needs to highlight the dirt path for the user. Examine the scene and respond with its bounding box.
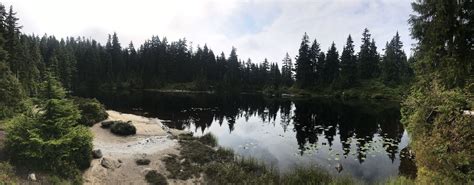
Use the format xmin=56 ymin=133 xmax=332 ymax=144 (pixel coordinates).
xmin=83 ymin=110 xmax=194 ymax=185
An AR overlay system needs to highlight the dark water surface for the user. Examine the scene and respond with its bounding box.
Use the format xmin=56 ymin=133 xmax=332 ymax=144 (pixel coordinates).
xmin=89 ymin=91 xmax=415 ymax=182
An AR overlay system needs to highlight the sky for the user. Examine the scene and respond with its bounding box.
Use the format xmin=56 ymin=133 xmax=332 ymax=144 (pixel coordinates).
xmin=3 ymin=0 xmax=415 ymax=65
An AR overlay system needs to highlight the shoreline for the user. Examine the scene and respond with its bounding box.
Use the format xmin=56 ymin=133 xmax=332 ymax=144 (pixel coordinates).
xmin=83 ymin=110 xmax=197 ymax=185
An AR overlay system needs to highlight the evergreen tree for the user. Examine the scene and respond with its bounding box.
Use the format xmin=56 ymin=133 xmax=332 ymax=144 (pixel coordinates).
xmin=223 ymin=47 xmax=240 ymax=89
xmin=0 ymin=56 xmax=24 ymax=119
xmin=310 ymin=39 xmax=323 ymax=86
xmin=340 ymin=35 xmax=357 ymax=87
xmin=269 ymin=63 xmax=281 ymax=89
xmin=295 ymin=33 xmax=312 ymax=88
xmin=281 ymin=52 xmax=293 ymax=86
xmin=402 ymin=0 xmax=473 ymax=183
xmin=322 ymin=42 xmax=340 ymax=85
xmin=6 ymin=73 xmax=92 ymax=178
xmin=381 ymin=32 xmax=408 ymax=86
xmin=358 ymin=28 xmax=379 ymax=79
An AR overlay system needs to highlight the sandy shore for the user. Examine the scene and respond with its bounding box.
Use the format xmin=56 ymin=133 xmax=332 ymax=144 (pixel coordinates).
xmin=83 ymin=110 xmax=195 ymax=185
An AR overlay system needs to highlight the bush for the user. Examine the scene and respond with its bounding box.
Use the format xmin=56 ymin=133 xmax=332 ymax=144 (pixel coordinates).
xmin=136 ymin=158 xmax=151 ymax=165
xmin=0 ymin=162 xmax=17 ymax=184
xmin=145 ymin=170 xmax=168 ymax=185
xmin=72 ymin=97 xmax=108 ymax=126
xmin=198 ymin=133 xmax=217 ymax=147
xmin=101 ymin=120 xmax=117 ymax=128
xmin=5 ymin=76 xmax=93 ymax=179
xmin=110 ymin=121 xmax=136 ymax=136
xmin=402 ymin=84 xmax=473 ymax=184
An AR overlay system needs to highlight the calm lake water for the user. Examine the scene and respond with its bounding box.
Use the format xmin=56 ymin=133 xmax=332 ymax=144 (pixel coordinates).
xmin=89 ymin=91 xmax=415 ymax=182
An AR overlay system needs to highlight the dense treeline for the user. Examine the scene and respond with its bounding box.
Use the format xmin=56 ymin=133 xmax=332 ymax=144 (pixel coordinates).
xmin=0 ymin=4 xmax=413 ymax=98
xmin=0 ymin=4 xmax=108 ymax=183
xmin=294 ymin=30 xmax=413 ymax=91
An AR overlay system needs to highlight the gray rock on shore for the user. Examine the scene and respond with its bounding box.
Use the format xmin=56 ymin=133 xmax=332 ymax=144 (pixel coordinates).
xmin=92 ymin=149 xmax=103 ymax=159
xmin=101 ymin=157 xmax=122 ymax=169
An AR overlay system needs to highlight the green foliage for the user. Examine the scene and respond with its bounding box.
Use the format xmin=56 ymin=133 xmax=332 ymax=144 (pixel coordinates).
xmin=198 ymin=133 xmax=217 ymax=147
xmin=110 ymin=121 xmax=136 ymax=136
xmin=295 ymin=33 xmax=313 ymax=88
xmin=358 ymin=28 xmax=380 ymax=79
xmin=322 ymin=42 xmax=340 ymax=85
xmin=5 ymin=76 xmax=93 ymax=179
xmin=409 ymin=0 xmax=472 ymax=89
xmin=402 ymin=84 xmax=473 ymax=184
xmin=402 ymin=0 xmax=473 ymax=183
xmin=72 ymin=97 xmax=108 ymax=126
xmin=145 ymin=170 xmax=168 ymax=185
xmin=0 ymin=61 xmax=25 ymax=120
xmin=280 ymin=166 xmax=358 ymax=185
xmin=340 ymin=35 xmax=357 ymax=87
xmin=204 ymin=158 xmax=279 ymax=185
xmin=380 ymin=176 xmax=415 ymax=185
xmin=0 ymin=162 xmax=17 ymax=184
xmin=281 ymin=52 xmax=294 ymax=87
xmin=381 ymin=32 xmax=411 ymax=86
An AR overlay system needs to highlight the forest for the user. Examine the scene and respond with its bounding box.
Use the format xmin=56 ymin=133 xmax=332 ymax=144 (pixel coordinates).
xmin=0 ymin=0 xmax=472 ymax=184
xmin=0 ymin=4 xmax=413 ymax=99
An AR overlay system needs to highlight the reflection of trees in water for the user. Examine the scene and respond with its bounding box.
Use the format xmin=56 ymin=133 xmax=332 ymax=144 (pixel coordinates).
xmin=96 ymin=92 xmax=405 ymax=164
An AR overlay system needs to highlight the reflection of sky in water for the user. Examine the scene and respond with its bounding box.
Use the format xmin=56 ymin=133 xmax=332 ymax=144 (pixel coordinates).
xmin=91 ymin=91 xmax=414 ymax=183
xmin=187 ymin=106 xmax=410 ymax=183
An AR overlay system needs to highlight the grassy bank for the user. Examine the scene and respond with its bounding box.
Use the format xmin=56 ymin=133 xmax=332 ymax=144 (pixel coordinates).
xmin=163 ymin=133 xmax=415 ymax=185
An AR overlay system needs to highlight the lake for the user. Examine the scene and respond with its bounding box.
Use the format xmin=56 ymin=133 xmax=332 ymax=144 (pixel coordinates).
xmin=88 ymin=91 xmax=416 ymax=183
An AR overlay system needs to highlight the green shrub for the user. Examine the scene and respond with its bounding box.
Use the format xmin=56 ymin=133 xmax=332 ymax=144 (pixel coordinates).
xmin=402 ymin=84 xmax=473 ymax=184
xmin=110 ymin=121 xmax=136 ymax=136
xmin=136 ymin=158 xmax=151 ymax=165
xmin=101 ymin=120 xmax=116 ymax=128
xmin=72 ymin=97 xmax=108 ymax=126
xmin=381 ymin=176 xmax=415 ymax=185
xmin=145 ymin=170 xmax=168 ymax=185
xmin=0 ymin=162 xmax=17 ymax=184
xmin=198 ymin=133 xmax=217 ymax=147
xmin=5 ymin=75 xmax=93 ymax=179
xmin=0 ymin=62 xmax=25 ymax=120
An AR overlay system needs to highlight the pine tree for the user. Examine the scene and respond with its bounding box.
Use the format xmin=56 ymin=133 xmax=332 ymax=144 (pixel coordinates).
xmin=281 ymin=52 xmax=293 ymax=86
xmin=6 ymin=73 xmax=93 ymax=178
xmin=381 ymin=32 xmax=408 ymax=86
xmin=295 ymin=33 xmax=312 ymax=88
xmin=4 ymin=6 xmax=21 ymax=78
xmin=310 ymin=39 xmax=323 ymax=86
xmin=0 ymin=56 xmax=24 ymax=119
xmin=358 ymin=28 xmax=379 ymax=79
xmin=323 ymin=42 xmax=340 ymax=85
xmin=340 ymin=35 xmax=357 ymax=87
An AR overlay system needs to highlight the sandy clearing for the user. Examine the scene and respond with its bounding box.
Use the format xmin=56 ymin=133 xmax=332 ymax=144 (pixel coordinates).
xmin=83 ymin=110 xmax=197 ymax=185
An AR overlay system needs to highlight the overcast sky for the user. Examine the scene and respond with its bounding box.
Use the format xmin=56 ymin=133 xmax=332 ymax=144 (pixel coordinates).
xmin=3 ymin=0 xmax=415 ymax=64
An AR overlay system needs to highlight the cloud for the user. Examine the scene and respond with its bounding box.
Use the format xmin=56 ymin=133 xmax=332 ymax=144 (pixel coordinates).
xmin=3 ymin=0 xmax=414 ymax=65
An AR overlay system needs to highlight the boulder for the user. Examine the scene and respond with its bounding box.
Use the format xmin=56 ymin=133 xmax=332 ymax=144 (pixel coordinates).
xmin=335 ymin=163 xmax=343 ymax=173
xmin=92 ymin=149 xmax=103 ymax=159
xmin=101 ymin=157 xmax=121 ymax=169
xmin=28 ymin=173 xmax=36 ymax=181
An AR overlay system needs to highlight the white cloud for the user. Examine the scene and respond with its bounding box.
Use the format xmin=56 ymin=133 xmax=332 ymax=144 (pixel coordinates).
xmin=3 ymin=0 xmax=415 ymax=65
